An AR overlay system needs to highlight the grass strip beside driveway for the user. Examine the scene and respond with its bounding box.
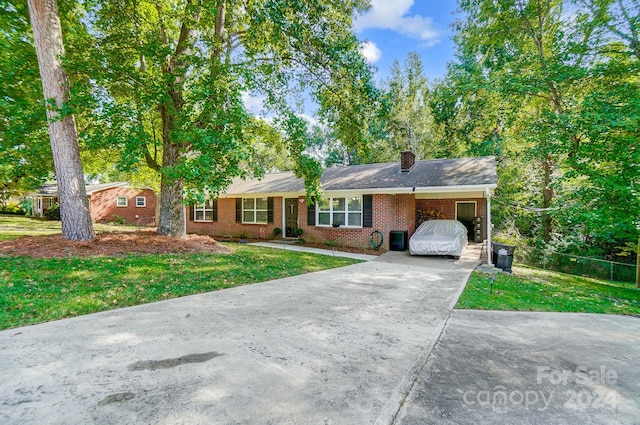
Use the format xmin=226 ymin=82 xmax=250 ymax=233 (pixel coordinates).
xmin=0 ymin=244 xmax=361 ymax=330
xmin=457 ymin=266 xmax=639 ymax=316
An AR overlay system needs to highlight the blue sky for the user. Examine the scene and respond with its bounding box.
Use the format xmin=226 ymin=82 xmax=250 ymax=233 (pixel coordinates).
xmin=243 ymin=1 xmax=460 ymax=119
xmin=354 ymin=0 xmax=460 ymax=83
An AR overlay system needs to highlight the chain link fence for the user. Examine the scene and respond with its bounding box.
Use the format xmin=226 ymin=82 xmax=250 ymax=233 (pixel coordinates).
xmin=516 ymin=248 xmax=637 ymax=283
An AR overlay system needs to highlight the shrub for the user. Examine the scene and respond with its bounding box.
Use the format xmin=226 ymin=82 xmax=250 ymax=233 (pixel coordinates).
xmin=273 ymin=227 xmax=282 ymax=237
xmin=110 ymin=215 xmax=126 ymax=225
xmin=44 ymin=204 xmax=61 ymax=221
xmin=0 ymin=202 xmax=25 ymax=215
xmin=324 ymin=239 xmax=338 ymax=248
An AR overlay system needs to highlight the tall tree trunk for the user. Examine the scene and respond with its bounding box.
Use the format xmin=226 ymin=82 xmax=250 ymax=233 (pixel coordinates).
xmin=28 ymin=0 xmax=95 ymax=241
xmin=542 ymin=155 xmax=554 ymax=242
xmin=156 ymin=101 xmax=186 ymax=238
xmin=153 ymin=8 xmax=200 ymax=238
xmin=156 ymin=141 xmax=185 ymax=237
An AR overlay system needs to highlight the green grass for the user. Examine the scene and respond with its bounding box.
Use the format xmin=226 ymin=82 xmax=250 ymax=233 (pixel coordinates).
xmin=0 ymin=244 xmax=360 ymax=330
xmin=456 ymin=265 xmax=640 ymax=316
xmin=0 ymin=214 xmax=140 ymax=240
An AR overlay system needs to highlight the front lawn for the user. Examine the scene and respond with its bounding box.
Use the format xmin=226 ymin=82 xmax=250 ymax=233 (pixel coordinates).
xmin=0 ymin=214 xmax=140 ymax=241
xmin=457 ymin=266 xmax=639 ymax=316
xmin=0 ymin=244 xmax=360 ymax=330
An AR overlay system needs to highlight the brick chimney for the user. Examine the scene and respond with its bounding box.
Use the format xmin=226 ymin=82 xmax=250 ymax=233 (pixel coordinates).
xmin=400 ymin=150 xmax=416 ymax=172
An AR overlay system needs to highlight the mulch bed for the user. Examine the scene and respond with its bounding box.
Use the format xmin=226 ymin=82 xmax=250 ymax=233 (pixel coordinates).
xmin=0 ymin=229 xmax=229 ymax=258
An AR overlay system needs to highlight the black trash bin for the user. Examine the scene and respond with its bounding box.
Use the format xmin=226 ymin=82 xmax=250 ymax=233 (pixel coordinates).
xmin=390 ymin=230 xmax=408 ymax=251
xmin=492 ymin=243 xmax=516 ymax=272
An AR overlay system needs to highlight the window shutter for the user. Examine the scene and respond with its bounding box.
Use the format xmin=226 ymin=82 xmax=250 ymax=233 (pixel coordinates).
xmin=236 ymin=198 xmax=242 ymax=222
xmin=267 ymin=197 xmax=274 ymax=223
xmin=212 ymin=200 xmax=218 ymax=222
xmin=307 ymin=197 xmax=316 ymax=226
xmin=189 ymin=205 xmax=194 ymax=222
xmin=363 ymin=194 xmax=373 ymax=228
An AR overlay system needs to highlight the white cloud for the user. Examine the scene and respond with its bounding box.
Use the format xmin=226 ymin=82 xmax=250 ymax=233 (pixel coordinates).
xmin=241 ymin=91 xmax=265 ymax=115
xmin=297 ymin=113 xmax=319 ymax=128
xmin=359 ymin=41 xmax=382 ymax=63
xmin=354 ymin=0 xmax=440 ymax=46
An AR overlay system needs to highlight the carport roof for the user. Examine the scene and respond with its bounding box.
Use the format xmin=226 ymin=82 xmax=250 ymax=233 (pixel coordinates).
xmin=224 ymin=156 xmax=497 ymax=196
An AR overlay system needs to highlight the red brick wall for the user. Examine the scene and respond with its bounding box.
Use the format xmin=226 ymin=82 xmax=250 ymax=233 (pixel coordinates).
xmin=187 ymin=197 xmax=283 ymax=240
xmin=297 ymin=194 xmax=398 ymax=250
xmin=415 ymin=198 xmax=487 ymax=238
xmin=395 ymin=193 xmax=416 ymax=235
xmin=90 ymin=187 xmax=156 ymax=225
xmin=186 ymin=195 xmax=405 ymax=250
xmin=186 ymin=194 xmax=487 ymax=249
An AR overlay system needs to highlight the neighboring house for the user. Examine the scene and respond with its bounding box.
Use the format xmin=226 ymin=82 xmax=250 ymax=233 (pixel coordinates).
xmin=186 ymin=152 xmax=498 ymax=251
xmin=26 ymin=182 xmax=156 ymax=225
xmin=25 ymin=183 xmax=58 ymax=218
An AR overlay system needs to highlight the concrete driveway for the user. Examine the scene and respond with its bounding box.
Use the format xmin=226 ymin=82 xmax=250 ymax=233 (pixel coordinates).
xmin=395 ymin=310 xmax=640 ymax=425
xmin=0 ymin=252 xmax=477 ymax=425
xmin=3 ymin=249 xmax=638 ymax=425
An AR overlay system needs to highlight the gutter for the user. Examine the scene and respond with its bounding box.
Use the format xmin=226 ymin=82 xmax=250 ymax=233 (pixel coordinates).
xmin=218 ymin=184 xmax=497 ymax=199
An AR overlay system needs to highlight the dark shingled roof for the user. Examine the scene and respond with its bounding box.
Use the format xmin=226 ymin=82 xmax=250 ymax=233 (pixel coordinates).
xmin=30 ymin=182 xmax=131 ymax=196
xmin=225 ymin=156 xmax=497 ymax=195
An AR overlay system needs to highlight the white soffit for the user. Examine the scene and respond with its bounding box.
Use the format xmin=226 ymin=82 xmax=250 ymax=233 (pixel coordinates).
xmin=415 ymin=191 xmax=485 ymax=199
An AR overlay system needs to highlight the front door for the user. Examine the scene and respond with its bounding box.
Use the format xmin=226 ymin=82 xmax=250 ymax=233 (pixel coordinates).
xmin=456 ymin=202 xmax=476 ymax=241
xmin=285 ymin=198 xmax=299 ymax=238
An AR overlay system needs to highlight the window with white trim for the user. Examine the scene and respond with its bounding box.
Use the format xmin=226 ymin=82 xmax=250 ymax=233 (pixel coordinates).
xmin=317 ymin=196 xmax=362 ymax=227
xmin=242 ymin=197 xmax=268 ymax=224
xmin=135 ymin=196 xmax=146 ymax=207
xmin=194 ymin=200 xmax=215 ymax=222
xmin=116 ymin=196 xmax=128 ymax=207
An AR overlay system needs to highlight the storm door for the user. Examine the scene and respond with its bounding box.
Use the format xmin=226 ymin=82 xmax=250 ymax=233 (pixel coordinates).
xmin=285 ymin=198 xmax=299 ymax=238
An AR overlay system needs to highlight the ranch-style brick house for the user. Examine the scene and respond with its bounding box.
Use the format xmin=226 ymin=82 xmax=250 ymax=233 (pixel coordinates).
xmin=186 ymin=152 xmax=498 ymax=252
xmin=26 ymin=182 xmax=157 ymax=226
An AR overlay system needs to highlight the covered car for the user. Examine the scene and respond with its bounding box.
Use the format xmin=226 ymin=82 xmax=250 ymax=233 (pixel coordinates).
xmin=409 ymin=219 xmax=468 ymax=258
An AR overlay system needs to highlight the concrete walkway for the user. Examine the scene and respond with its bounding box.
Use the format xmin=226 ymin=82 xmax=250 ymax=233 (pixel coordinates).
xmin=249 ymin=240 xmax=485 ymax=263
xmin=250 ymin=241 xmax=379 ymax=261
xmin=0 ymin=253 xmax=477 ymax=425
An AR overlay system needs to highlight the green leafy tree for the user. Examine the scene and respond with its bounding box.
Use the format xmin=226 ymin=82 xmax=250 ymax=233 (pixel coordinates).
xmin=444 ymin=0 xmax=639 ymax=259
xmin=0 ymin=2 xmax=53 ymax=197
xmin=453 ymin=0 xmax=577 ymax=242
xmin=76 ymin=0 xmax=382 ymax=237
xmin=382 ymin=53 xmax=444 ymax=161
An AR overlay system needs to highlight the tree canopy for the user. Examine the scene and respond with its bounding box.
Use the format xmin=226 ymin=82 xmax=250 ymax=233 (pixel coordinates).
xmin=434 ymin=0 xmax=639 ymax=257
xmin=66 ymin=0 xmax=383 ymax=236
xmin=3 ymin=0 xmax=637 ymax=261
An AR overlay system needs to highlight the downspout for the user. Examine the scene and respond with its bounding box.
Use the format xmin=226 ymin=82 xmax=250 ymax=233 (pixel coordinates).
xmin=486 ymin=188 xmax=492 ymax=264
xmin=183 ymin=205 xmax=187 ymax=236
